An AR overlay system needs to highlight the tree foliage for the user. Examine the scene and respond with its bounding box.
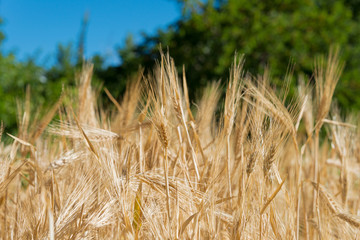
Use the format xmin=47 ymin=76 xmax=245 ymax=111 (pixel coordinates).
xmin=112 ymin=0 xmax=360 ymax=110
xmin=0 ymin=50 xmax=44 ymax=132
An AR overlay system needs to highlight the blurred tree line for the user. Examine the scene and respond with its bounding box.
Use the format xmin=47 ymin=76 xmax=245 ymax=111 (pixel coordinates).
xmin=1 ymin=0 xmax=360 ymax=133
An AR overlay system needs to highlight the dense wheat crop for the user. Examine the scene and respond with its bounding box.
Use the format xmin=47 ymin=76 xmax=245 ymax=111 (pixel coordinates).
xmin=0 ymin=49 xmax=359 ymax=239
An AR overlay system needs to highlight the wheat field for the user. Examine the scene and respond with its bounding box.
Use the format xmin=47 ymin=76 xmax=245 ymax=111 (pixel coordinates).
xmin=0 ymin=49 xmax=359 ymax=239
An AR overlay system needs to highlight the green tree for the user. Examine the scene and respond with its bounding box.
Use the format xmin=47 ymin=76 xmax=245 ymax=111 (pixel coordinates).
xmin=0 ymin=14 xmax=107 ymax=135
xmin=109 ymin=0 xmax=360 ymax=111
xmin=0 ymin=41 xmax=45 ymax=132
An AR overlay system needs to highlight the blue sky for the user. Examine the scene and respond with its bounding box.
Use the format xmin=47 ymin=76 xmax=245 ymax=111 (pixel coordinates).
xmin=0 ymin=0 xmax=181 ymax=65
